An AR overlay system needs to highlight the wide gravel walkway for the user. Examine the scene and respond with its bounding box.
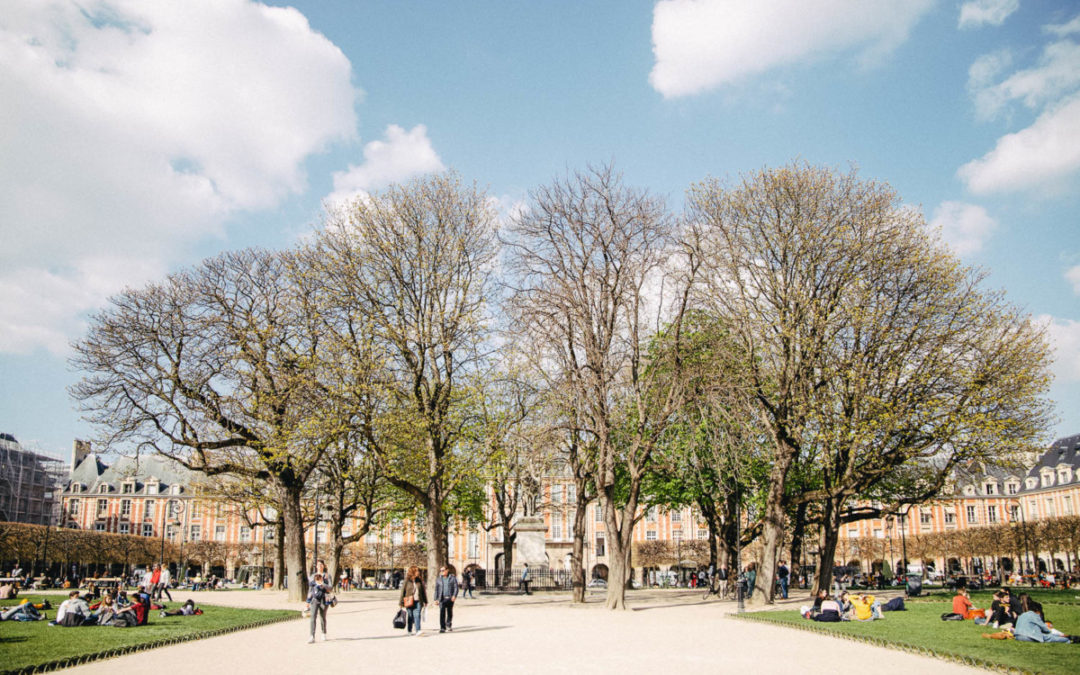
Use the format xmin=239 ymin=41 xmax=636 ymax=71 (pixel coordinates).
xmin=63 ymin=588 xmax=981 ymax=675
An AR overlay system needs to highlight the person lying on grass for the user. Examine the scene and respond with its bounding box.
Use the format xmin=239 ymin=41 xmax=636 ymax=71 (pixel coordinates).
xmin=1014 ymin=595 xmax=1077 ymax=643
xmin=160 ymin=599 xmax=203 ymax=617
xmin=802 ymin=593 xmax=843 ymax=622
xmin=1 ymin=599 xmax=45 ymax=621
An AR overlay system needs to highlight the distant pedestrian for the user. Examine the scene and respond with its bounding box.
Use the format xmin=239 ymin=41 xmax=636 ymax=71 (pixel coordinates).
xmin=399 ymin=566 xmax=427 ymax=636
xmin=307 ymin=572 xmax=331 ymax=643
xmin=746 ymin=563 xmax=757 ymax=599
xmin=462 ymin=568 xmax=475 ymax=599
xmin=158 ymin=565 xmax=173 ymax=602
xmin=777 ymin=560 xmax=789 ymax=599
xmin=520 ymin=563 xmax=532 ymax=595
xmin=435 ymin=565 xmax=458 ymax=633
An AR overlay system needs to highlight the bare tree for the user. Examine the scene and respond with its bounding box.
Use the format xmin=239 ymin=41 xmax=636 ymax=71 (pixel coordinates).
xmin=688 ymin=163 xmax=1053 ymax=603
xmin=505 ymin=164 xmax=699 ymax=609
xmin=311 ymin=172 xmax=498 ymax=598
xmin=71 ymin=248 xmax=334 ymax=602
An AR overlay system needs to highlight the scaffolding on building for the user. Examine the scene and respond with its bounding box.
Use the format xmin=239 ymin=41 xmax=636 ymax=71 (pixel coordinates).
xmin=0 ymin=433 xmax=65 ymax=525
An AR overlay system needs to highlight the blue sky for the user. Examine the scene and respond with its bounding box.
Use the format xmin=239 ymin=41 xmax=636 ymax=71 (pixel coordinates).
xmin=2 ymin=0 xmax=1078 ymax=460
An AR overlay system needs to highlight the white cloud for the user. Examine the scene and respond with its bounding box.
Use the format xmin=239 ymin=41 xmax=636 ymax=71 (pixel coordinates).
xmin=1045 ymin=14 xmax=1080 ymax=38
xmin=958 ymin=94 xmax=1080 ymax=193
xmin=1037 ymin=314 xmax=1080 ymax=383
xmin=648 ymin=0 xmax=935 ymax=98
xmin=0 ymin=0 xmax=357 ymax=355
xmin=928 ymin=201 xmax=997 ymax=256
xmin=327 ymin=124 xmax=444 ymax=206
xmin=969 ymin=40 xmax=1080 ymax=119
xmin=1066 ymin=265 xmax=1080 ymax=295
xmin=958 ymin=0 xmax=1020 ymax=29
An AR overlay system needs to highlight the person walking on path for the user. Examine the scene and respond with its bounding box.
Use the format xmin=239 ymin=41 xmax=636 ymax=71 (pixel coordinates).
xmin=462 ymin=568 xmax=475 ymax=599
xmin=520 ymin=563 xmax=532 ymax=595
xmin=158 ymin=565 xmax=173 ymax=602
xmin=307 ymin=572 xmax=331 ymax=643
xmin=399 ymin=566 xmax=428 ymax=636
xmin=777 ymin=561 xmax=789 ymax=599
xmin=435 ymin=565 xmax=458 ymax=633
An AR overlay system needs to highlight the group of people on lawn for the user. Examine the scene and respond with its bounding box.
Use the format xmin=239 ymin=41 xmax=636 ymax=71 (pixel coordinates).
xmin=802 ymin=589 xmax=902 ymax=622
xmin=0 ymin=583 xmax=201 ymax=626
xmin=952 ymin=587 xmax=1077 ymax=643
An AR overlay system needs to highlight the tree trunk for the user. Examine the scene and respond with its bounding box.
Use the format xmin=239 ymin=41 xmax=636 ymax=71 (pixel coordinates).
xmin=273 ymin=520 xmax=286 ymax=590
xmin=571 ymin=497 xmax=588 ymax=603
xmin=328 ymin=530 xmax=345 ymax=592
xmin=814 ymin=496 xmax=843 ymax=595
xmin=281 ymin=485 xmax=309 ymax=603
xmin=753 ymin=442 xmax=795 ymax=605
xmin=501 ymin=530 xmax=515 ymax=588
xmin=601 ymin=487 xmax=639 ymax=610
xmin=789 ymin=501 xmax=808 ymax=589
xmin=424 ymin=498 xmax=449 ymax=602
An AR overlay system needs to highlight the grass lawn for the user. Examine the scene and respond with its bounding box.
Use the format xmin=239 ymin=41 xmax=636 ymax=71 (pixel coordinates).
xmin=735 ymin=594 xmax=1080 ymax=675
xmin=0 ymin=596 xmax=298 ymax=675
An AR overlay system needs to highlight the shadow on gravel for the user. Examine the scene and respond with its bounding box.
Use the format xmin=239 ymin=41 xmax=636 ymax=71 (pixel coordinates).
xmin=330 ymin=625 xmax=509 ymax=641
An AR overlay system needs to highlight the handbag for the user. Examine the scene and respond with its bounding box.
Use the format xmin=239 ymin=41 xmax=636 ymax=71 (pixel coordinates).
xmin=328 ymin=595 xmax=338 ymax=608
xmin=393 ymin=608 xmax=407 ymax=629
xmin=404 ymin=596 xmax=414 ymax=608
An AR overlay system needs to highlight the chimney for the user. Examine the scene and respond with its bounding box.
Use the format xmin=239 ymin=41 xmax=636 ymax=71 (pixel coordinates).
xmin=72 ymin=439 xmax=91 ymax=471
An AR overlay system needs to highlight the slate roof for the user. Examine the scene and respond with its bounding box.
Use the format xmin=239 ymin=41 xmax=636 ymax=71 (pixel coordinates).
xmin=1020 ymin=433 xmax=1080 ymax=494
xmin=65 ymin=453 xmax=197 ymax=495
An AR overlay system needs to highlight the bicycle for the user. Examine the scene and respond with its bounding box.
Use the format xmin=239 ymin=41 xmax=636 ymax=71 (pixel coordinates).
xmin=702 ymin=576 xmax=731 ymax=600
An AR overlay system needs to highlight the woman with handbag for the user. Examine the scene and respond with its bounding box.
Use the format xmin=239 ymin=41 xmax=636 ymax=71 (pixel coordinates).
xmin=399 ymin=566 xmax=427 ymax=636
xmin=307 ymin=572 xmax=331 ymax=643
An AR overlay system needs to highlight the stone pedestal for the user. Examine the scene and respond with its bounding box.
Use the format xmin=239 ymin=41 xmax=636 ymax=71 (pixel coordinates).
xmin=514 ymin=516 xmax=548 ymax=567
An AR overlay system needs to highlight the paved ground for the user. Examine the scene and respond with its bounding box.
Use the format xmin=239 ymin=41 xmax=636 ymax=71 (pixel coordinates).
xmin=63 ymin=588 xmax=982 ymax=675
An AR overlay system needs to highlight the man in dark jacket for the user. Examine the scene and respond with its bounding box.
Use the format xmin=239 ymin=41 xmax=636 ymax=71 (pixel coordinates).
xmin=434 ymin=566 xmax=458 ymax=633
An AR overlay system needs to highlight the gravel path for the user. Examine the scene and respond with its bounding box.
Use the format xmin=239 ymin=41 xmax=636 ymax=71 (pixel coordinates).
xmin=62 ymin=589 xmax=982 ymax=675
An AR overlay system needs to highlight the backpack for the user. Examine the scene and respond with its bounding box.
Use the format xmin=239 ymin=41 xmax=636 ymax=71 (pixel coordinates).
xmin=941 ymin=612 xmax=964 ymax=621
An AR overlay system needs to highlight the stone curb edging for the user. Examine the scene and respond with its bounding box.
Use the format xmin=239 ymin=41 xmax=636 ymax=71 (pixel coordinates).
xmin=0 ymin=611 xmax=302 ymax=675
xmin=726 ymin=611 xmax=1038 ymax=675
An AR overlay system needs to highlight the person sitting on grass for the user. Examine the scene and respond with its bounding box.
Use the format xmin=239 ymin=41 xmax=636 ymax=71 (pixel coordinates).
xmin=850 ymin=592 xmax=883 ymax=621
xmin=951 ymin=588 xmax=977 ymax=619
xmin=1015 ymin=595 xmax=1074 ymax=643
xmin=0 ymin=581 xmax=17 ymax=600
xmin=807 ymin=595 xmax=843 ymax=622
xmin=161 ymin=599 xmax=201 ymax=617
xmin=86 ymin=593 xmax=118 ymax=626
xmin=1 ymin=599 xmax=45 ymax=621
xmin=988 ymin=589 xmax=1017 ymax=628
xmin=53 ymin=590 xmax=90 ymax=626
xmin=837 ymin=591 xmax=855 ymax=620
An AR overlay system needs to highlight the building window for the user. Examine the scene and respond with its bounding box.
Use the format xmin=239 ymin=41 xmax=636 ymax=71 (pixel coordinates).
xmin=671 ymin=509 xmax=682 ymax=523
xmin=595 ymin=535 xmax=605 ymax=557
xmin=1007 ymin=482 xmax=1018 ymax=495
xmin=120 ymin=499 xmax=131 ymax=517
xmin=551 ymin=486 xmax=562 ymax=505
xmin=119 ymin=523 xmax=130 ymax=535
xmin=987 ymin=505 xmax=997 ymax=523
xmin=985 ymin=483 xmax=996 ymax=495
xmin=595 ymin=506 xmax=603 ymax=523
xmin=142 ymin=523 xmax=153 ymax=537
xmin=646 ymin=530 xmax=657 ymax=540
xmin=1041 ymin=470 xmax=1053 ymax=488
xmin=647 ymin=507 xmax=658 ymax=522
xmin=144 ymin=499 xmax=155 ymax=520
xmin=552 ymin=516 xmax=562 ymax=540
xmin=190 ymin=501 xmax=201 ymax=518
xmin=167 ymin=500 xmax=179 ymax=519
xmin=97 ymin=499 xmax=108 ymax=516
xmin=240 ymin=526 xmax=251 ymax=542
xmin=920 ymin=511 xmax=931 ymax=525
xmin=1059 ymin=469 xmax=1072 ymax=484
xmin=190 ymin=525 xmax=201 ymax=541
xmin=469 ymin=532 xmax=479 ymax=558
xmin=966 ymin=506 xmax=977 ymax=523
xmin=1046 ymin=498 xmax=1056 ymax=517
xmin=215 ymin=525 xmax=226 ymax=541
xmin=122 ymin=482 xmax=134 ymax=494
xmin=944 ymin=511 xmax=955 ymax=524
xmin=68 ymin=499 xmax=80 ymax=516
xmin=1010 ymin=504 xmax=1020 ymax=521
xmin=365 ymin=530 xmax=377 ymax=544
xmin=94 ymin=522 xmax=105 ymax=531
xmin=1062 ymin=495 xmax=1073 ymax=515
xmin=567 ymin=485 xmax=576 ymax=504
xmin=99 ymin=484 xmax=109 ymax=494
xmin=697 ymin=529 xmax=707 ymax=539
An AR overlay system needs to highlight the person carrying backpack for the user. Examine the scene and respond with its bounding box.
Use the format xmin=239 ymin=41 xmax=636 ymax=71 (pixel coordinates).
xmin=307 ymin=572 xmax=331 ymax=643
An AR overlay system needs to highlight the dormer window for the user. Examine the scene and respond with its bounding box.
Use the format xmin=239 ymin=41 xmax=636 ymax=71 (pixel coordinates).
xmin=984 ymin=482 xmax=996 ymax=495
xmin=146 ymin=478 xmax=160 ymax=495
xmin=1006 ymin=481 xmax=1019 ymax=495
xmin=964 ymin=486 xmax=975 ymax=496
xmin=98 ymin=484 xmax=109 ymax=494
xmin=70 ymin=483 xmax=83 ymax=494
xmin=171 ymin=485 xmax=182 ymax=495
xmin=1041 ymin=469 xmax=1054 ymax=488
xmin=1058 ymin=466 xmax=1072 ymax=484
xmin=1026 ymin=477 xmax=1038 ymax=490
xmin=122 ymin=481 xmax=134 ymax=494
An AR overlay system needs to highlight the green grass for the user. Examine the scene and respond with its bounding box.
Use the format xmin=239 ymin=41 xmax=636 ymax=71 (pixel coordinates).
xmin=0 ymin=596 xmax=299 ymax=675
xmin=734 ymin=595 xmax=1080 ymax=675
